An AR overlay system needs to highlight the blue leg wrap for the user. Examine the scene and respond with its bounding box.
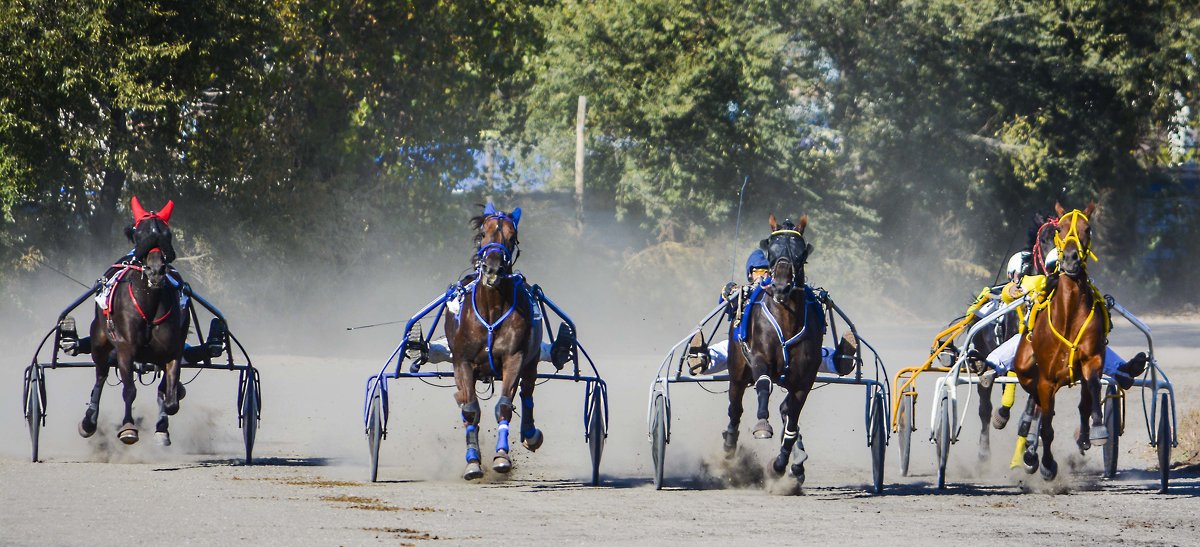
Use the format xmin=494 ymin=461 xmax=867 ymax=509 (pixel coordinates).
xmin=521 ymin=396 xmax=537 ymax=438
xmin=465 ymin=424 xmax=480 ymax=463
xmin=496 ymin=420 xmax=510 ymax=452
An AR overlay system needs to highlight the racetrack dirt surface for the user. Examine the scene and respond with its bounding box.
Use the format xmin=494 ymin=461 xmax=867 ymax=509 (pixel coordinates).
xmin=2 ymin=315 xmax=1198 ymax=546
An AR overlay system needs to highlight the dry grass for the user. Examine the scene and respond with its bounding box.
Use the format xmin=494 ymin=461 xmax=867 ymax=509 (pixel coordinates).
xmin=1173 ymin=407 xmax=1200 ymax=467
xmin=365 ymin=527 xmax=439 ymax=541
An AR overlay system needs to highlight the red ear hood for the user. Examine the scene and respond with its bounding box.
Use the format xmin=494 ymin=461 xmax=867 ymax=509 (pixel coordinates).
xmin=131 ymin=196 xmax=148 ymax=221
xmin=158 ymin=200 xmax=174 ymax=223
xmin=131 ymin=196 xmax=173 ymax=226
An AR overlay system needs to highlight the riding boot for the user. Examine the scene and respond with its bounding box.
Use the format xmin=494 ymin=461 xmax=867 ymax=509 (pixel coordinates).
xmin=58 ymin=317 xmax=90 ymax=355
xmin=831 ymin=332 xmax=858 ymax=376
xmin=404 ymin=322 xmax=429 ymax=363
xmin=549 ymin=323 xmax=575 ymax=370
xmin=686 ymin=332 xmax=710 ymax=375
xmin=1119 ymin=352 xmax=1148 ymax=378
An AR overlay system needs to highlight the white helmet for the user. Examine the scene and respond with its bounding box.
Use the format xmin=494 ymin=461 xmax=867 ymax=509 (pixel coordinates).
xmin=1006 ymin=251 xmax=1031 ymax=281
xmin=1045 ymin=248 xmax=1059 ymax=273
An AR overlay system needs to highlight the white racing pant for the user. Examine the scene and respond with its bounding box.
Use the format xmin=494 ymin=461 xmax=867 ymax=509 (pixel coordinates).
xmin=425 ymin=338 xmax=554 ymax=364
xmin=698 ymin=340 xmax=841 ymax=375
xmin=985 ymin=333 xmax=1124 ymax=376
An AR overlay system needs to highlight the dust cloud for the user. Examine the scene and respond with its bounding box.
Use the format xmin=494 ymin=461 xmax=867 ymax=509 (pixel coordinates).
xmin=0 ymin=197 xmax=1130 ymax=492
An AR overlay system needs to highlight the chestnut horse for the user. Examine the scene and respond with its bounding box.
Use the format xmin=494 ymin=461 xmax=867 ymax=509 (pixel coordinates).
xmin=724 ymin=214 xmax=823 ymax=483
xmin=1013 ymin=202 xmax=1107 ymax=480
xmin=79 ymin=197 xmax=188 ymax=446
xmin=444 ymin=204 xmax=544 ymax=481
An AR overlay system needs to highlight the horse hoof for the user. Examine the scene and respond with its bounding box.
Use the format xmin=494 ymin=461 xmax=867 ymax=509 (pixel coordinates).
xmin=176 ymin=383 xmax=186 ymax=401
xmin=752 ymin=420 xmax=773 ymax=439
xmin=1041 ymin=460 xmax=1058 ymax=481
xmin=463 ymin=462 xmax=484 ymax=481
xmin=771 ymin=456 xmax=787 ymax=476
xmin=791 ymin=464 xmax=806 ymax=484
xmin=119 ymin=426 xmax=139 ymax=445
xmin=521 ymin=430 xmax=544 ymax=452
xmin=1023 ymin=451 xmax=1039 ymax=475
xmin=493 ymin=451 xmax=512 ymax=474
xmin=992 ymin=407 xmax=1011 ymax=430
xmin=78 ymin=420 xmax=97 ymax=438
xmin=155 ymin=432 xmax=171 ymax=447
xmin=1090 ymin=425 xmax=1108 ymax=447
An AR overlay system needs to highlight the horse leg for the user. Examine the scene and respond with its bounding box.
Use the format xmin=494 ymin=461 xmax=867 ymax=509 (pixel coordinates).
xmin=772 ymin=391 xmax=806 ymax=483
xmin=977 ymin=382 xmax=994 ymax=462
xmin=492 ymin=363 xmax=522 ymax=474
xmin=1084 ymin=356 xmax=1107 ymax=448
xmin=155 ymin=359 xmax=181 ymax=446
xmin=724 ymin=381 xmax=746 ymax=457
xmin=80 ymin=347 xmax=111 ymax=438
xmin=751 ymin=359 xmax=774 ymax=439
xmin=1038 ymin=382 xmax=1058 ymax=481
xmin=518 ymin=365 xmax=543 ymax=452
xmin=454 ymin=364 xmax=483 ymax=481
xmin=116 ymin=350 xmax=139 ymax=445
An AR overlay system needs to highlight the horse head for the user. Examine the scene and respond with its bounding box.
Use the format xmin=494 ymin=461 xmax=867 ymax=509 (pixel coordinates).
xmin=471 ymin=203 xmax=521 ymax=288
xmin=125 ymin=196 xmax=176 ymax=289
xmin=761 ymin=213 xmax=813 ymax=304
xmin=1053 ymin=201 xmax=1097 ymax=280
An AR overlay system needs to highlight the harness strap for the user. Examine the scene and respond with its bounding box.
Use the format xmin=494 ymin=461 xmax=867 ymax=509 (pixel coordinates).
xmin=470 ymin=277 xmax=521 ymax=379
xmin=1034 ymin=285 xmax=1106 ymax=385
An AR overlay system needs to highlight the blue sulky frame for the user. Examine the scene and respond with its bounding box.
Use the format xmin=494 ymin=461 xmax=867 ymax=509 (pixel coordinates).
xmin=361 ymin=283 xmax=610 ymax=485
xmin=646 ymin=292 xmax=892 ymax=493
xmin=925 ymin=294 xmax=1177 ymax=493
xmin=21 ymin=283 xmax=261 ymax=465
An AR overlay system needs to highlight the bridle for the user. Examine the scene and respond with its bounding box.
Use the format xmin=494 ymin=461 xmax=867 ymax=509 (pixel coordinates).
xmin=767 ymin=229 xmax=808 ymax=293
xmin=1054 ymin=209 xmax=1098 ymax=278
xmin=475 ymin=214 xmax=520 ymax=277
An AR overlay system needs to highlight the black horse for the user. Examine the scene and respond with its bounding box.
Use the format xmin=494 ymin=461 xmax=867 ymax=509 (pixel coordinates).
xmin=79 ymin=197 xmax=188 ymax=446
xmin=444 ymin=204 xmax=545 ymax=480
xmin=724 ymin=214 xmax=824 ymax=483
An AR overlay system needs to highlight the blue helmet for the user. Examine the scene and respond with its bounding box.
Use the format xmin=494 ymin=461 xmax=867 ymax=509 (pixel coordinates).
xmin=745 ymin=249 xmax=769 ymax=276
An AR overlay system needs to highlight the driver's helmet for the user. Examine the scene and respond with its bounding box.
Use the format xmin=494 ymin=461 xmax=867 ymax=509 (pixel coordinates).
xmin=1044 ymin=248 xmax=1060 ymax=273
xmin=1006 ymin=251 xmax=1032 ymax=282
xmin=745 ymin=249 xmax=769 ymax=283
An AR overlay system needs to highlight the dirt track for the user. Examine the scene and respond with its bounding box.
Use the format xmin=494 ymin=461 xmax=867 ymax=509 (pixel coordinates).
xmin=2 ymin=319 xmax=1197 ymax=546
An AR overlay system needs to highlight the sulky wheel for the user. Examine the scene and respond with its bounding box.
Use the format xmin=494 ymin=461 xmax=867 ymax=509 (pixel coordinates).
xmin=1102 ymin=384 xmax=1119 ymax=479
xmin=25 ymin=368 xmax=44 ymax=463
xmin=651 ymin=394 xmax=668 ymax=490
xmin=1157 ymin=392 xmax=1171 ymax=494
xmin=587 ymin=387 xmax=606 ymax=486
xmin=239 ymin=368 xmax=259 ymax=465
xmin=897 ymin=392 xmax=914 ymax=477
xmin=935 ymin=393 xmax=951 ymax=490
xmin=367 ymin=388 xmax=384 ymax=482
xmin=870 ymin=391 xmax=887 ymax=494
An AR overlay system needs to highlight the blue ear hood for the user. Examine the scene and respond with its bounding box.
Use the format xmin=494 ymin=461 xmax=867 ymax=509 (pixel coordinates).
xmin=510 ymin=207 xmax=521 ymax=227
xmin=483 ymin=202 xmax=497 ymax=216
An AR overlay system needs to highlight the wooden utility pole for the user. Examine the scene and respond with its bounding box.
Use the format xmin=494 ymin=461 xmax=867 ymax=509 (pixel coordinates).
xmin=575 ymin=95 xmax=587 ymax=230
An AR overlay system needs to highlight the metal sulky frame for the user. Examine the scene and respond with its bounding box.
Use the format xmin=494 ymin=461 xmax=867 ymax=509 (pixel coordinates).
xmin=361 ymin=284 xmax=609 ymax=485
xmin=21 ymin=283 xmax=262 ymax=464
xmin=646 ymin=291 xmax=892 ymax=493
xmin=905 ymin=294 xmax=1177 ymax=492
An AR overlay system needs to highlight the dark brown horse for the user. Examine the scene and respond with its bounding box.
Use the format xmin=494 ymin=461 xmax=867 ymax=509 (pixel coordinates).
xmin=79 ymin=197 xmax=188 ymax=446
xmin=1013 ymin=202 xmax=1107 ymax=480
xmin=444 ymin=204 xmax=544 ymax=480
xmin=724 ymin=214 xmax=823 ymax=483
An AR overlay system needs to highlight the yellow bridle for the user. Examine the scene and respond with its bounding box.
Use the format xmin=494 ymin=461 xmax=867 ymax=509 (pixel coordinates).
xmin=1053 ymin=209 xmax=1099 ymax=263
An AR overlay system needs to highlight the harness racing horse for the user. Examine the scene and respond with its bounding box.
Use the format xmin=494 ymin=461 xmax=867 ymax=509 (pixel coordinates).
xmin=79 ymin=197 xmax=188 ymax=446
xmin=1013 ymin=202 xmax=1107 ymax=480
xmin=444 ymin=204 xmax=545 ymax=480
xmin=724 ymin=214 xmax=823 ymax=483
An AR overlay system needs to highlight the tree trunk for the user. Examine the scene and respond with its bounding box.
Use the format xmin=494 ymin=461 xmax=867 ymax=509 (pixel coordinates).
xmin=90 ymin=106 xmax=127 ymax=245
